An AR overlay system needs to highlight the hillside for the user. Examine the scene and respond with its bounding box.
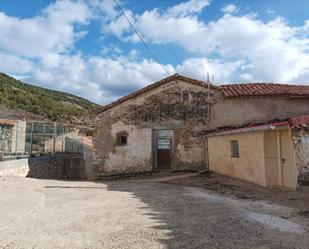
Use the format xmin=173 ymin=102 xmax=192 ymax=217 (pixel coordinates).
xmin=0 ymin=73 xmax=98 ymax=122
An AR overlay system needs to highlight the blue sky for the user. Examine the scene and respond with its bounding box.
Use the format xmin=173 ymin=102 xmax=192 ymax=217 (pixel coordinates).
xmin=0 ymin=0 xmax=309 ymax=104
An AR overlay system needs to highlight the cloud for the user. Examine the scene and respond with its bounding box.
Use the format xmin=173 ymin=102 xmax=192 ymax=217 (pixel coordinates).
xmin=0 ymin=0 xmax=90 ymax=58
xmin=1 ymin=0 xmax=309 ymax=106
xmin=101 ymin=9 xmax=133 ymax=38
xmin=28 ymin=54 xmax=173 ymax=104
xmin=221 ymin=4 xmax=238 ymax=14
xmin=176 ymin=57 xmax=244 ymax=83
xmin=167 ymin=0 xmax=211 ymax=17
xmin=0 ymin=52 xmax=33 ymax=73
xmin=103 ymin=2 xmax=309 ymax=83
xmin=89 ymin=0 xmax=119 ymax=20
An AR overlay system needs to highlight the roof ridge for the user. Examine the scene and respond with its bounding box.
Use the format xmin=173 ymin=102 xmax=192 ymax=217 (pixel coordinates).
xmin=96 ymin=73 xmax=218 ymax=113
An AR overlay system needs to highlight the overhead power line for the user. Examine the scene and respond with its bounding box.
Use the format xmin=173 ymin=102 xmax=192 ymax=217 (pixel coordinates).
xmin=112 ymin=0 xmax=170 ymax=74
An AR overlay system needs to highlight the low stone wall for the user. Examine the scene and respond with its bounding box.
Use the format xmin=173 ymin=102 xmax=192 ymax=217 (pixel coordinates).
xmin=0 ymin=153 xmax=86 ymax=180
xmin=27 ymin=153 xmax=85 ymax=180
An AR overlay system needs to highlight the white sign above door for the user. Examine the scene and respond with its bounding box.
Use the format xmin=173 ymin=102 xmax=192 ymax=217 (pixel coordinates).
xmin=157 ymin=139 xmax=171 ymax=149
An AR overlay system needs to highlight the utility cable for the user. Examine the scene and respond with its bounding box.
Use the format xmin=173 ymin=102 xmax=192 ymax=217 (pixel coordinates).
xmin=113 ymin=0 xmax=170 ymax=74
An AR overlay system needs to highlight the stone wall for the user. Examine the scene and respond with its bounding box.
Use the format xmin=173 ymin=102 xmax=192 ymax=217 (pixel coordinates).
xmin=93 ymin=80 xmax=220 ymax=177
xmin=27 ymin=153 xmax=85 ymax=180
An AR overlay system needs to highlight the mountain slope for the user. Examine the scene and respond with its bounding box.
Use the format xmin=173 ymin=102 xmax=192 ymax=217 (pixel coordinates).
xmin=0 ymin=73 xmax=98 ymax=122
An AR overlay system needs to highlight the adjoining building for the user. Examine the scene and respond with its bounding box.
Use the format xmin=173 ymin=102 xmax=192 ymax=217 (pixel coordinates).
xmin=93 ymin=74 xmax=309 ymax=188
xmin=207 ymin=116 xmax=309 ymax=189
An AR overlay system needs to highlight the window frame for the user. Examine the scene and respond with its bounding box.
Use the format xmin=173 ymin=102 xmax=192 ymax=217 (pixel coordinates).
xmin=116 ymin=131 xmax=128 ymax=146
xmin=181 ymin=91 xmax=190 ymax=102
xmin=230 ymin=140 xmax=239 ymax=158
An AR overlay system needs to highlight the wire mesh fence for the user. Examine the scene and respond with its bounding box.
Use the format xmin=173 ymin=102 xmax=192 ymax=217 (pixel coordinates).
xmin=0 ymin=118 xmax=86 ymax=161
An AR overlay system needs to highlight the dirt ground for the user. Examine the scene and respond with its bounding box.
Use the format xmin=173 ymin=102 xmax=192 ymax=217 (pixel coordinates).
xmin=163 ymin=173 xmax=309 ymax=214
xmin=1 ymin=173 xmax=309 ymax=249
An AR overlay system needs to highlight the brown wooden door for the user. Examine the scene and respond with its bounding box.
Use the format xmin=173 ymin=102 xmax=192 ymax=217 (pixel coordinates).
xmin=157 ymin=139 xmax=171 ymax=170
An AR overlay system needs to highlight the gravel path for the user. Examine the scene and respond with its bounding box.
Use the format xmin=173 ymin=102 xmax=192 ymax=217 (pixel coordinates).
xmin=0 ymin=176 xmax=308 ymax=249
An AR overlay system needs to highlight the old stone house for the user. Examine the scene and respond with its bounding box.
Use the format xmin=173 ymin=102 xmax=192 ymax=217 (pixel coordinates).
xmin=93 ymin=74 xmax=220 ymax=176
xmin=93 ymin=74 xmax=309 ymax=184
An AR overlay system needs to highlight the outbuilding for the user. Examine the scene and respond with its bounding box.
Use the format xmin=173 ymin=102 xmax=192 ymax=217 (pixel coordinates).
xmin=207 ymin=115 xmax=309 ymax=189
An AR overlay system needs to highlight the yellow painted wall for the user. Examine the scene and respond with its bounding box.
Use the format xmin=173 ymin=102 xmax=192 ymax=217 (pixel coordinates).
xmin=208 ymin=131 xmax=267 ymax=186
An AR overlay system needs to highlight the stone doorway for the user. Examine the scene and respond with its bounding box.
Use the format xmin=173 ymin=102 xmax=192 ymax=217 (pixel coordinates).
xmin=157 ymin=139 xmax=171 ymax=169
xmin=153 ymin=129 xmax=173 ymax=171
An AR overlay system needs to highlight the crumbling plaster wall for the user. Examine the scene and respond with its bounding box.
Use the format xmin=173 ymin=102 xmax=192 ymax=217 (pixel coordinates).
xmin=0 ymin=120 xmax=26 ymax=154
xmin=0 ymin=124 xmax=13 ymax=152
xmin=103 ymin=121 xmax=153 ymax=175
xmin=291 ymin=128 xmax=309 ymax=177
xmin=172 ymin=128 xmax=205 ymax=171
xmin=11 ymin=120 xmax=26 ymax=153
xmin=92 ymin=80 xmax=220 ymax=176
xmin=210 ymin=97 xmax=309 ymax=129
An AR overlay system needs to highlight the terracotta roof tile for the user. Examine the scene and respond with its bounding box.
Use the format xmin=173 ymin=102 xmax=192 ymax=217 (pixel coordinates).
xmin=289 ymin=115 xmax=309 ymax=127
xmin=221 ymin=83 xmax=309 ymax=98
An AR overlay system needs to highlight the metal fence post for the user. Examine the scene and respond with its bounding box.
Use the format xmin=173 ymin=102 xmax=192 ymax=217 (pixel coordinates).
xmin=29 ymin=122 xmax=34 ymax=156
xmin=81 ymin=135 xmax=84 ymax=154
xmin=42 ymin=124 xmax=46 ymax=154
xmin=15 ymin=120 xmax=18 ymax=159
xmin=62 ymin=126 xmax=65 ymax=152
xmin=53 ymin=123 xmax=57 ymax=154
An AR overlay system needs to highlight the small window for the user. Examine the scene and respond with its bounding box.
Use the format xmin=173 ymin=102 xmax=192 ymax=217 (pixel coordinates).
xmin=182 ymin=91 xmax=189 ymax=101
xmin=116 ymin=131 xmax=128 ymax=146
xmin=231 ymin=140 xmax=239 ymax=158
xmin=120 ymin=135 xmax=127 ymax=145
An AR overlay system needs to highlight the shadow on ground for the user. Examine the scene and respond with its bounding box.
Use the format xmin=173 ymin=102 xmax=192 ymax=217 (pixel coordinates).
xmin=98 ymin=176 xmax=309 ymax=249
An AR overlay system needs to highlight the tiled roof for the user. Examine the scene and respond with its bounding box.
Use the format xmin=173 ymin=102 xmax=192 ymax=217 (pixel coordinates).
xmin=220 ymin=83 xmax=309 ymax=98
xmin=289 ymin=115 xmax=309 ymax=127
xmin=95 ymin=74 xmax=219 ymax=113
xmin=95 ymin=74 xmax=309 ymax=113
